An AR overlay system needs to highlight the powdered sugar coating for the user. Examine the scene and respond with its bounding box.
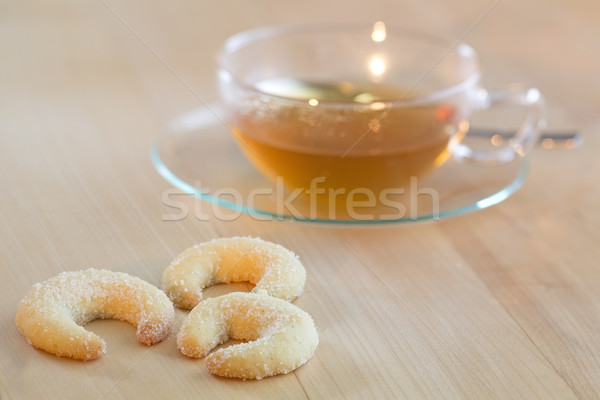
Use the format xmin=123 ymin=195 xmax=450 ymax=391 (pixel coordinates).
xmin=162 ymin=237 xmax=306 ymax=309
xmin=177 ymin=292 xmax=318 ymax=379
xmin=15 ymin=269 xmax=175 ymax=360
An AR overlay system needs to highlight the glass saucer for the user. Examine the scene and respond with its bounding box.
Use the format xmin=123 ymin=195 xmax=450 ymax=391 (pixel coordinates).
xmin=151 ymin=105 xmax=529 ymax=225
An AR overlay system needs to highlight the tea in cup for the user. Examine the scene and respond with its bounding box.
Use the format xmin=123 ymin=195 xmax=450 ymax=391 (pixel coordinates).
xmin=217 ymin=23 xmax=543 ymax=214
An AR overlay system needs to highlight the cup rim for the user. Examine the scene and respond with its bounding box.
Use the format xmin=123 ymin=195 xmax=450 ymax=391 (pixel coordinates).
xmin=217 ymin=22 xmax=482 ymax=108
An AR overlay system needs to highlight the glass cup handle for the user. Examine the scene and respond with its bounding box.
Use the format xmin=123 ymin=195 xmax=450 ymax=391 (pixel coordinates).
xmin=455 ymin=86 xmax=546 ymax=165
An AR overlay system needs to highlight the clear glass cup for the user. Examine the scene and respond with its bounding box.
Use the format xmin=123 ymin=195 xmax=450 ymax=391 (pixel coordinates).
xmin=214 ymin=22 xmax=545 ymax=215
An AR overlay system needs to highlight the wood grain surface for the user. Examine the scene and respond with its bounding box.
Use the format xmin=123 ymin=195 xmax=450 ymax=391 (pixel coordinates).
xmin=1 ymin=0 xmax=599 ymax=399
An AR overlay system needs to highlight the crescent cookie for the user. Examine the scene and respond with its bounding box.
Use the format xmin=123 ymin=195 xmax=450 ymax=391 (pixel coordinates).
xmin=177 ymin=292 xmax=318 ymax=379
xmin=15 ymin=269 xmax=175 ymax=360
xmin=162 ymin=237 xmax=306 ymax=309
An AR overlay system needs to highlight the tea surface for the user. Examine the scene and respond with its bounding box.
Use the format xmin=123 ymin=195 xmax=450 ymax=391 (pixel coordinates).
xmin=229 ymin=78 xmax=467 ymax=196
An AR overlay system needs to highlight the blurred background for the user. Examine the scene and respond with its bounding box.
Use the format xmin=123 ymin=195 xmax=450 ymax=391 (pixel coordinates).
xmin=4 ymin=0 xmax=595 ymax=128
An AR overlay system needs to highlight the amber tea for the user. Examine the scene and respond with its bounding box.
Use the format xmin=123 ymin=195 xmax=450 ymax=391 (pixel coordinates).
xmin=227 ymin=78 xmax=469 ymax=199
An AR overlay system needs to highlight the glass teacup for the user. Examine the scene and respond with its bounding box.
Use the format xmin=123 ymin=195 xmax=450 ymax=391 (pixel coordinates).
xmin=217 ymin=22 xmax=544 ymax=213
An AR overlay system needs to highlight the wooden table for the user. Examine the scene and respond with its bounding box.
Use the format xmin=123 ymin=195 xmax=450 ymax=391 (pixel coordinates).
xmin=2 ymin=0 xmax=599 ymax=398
